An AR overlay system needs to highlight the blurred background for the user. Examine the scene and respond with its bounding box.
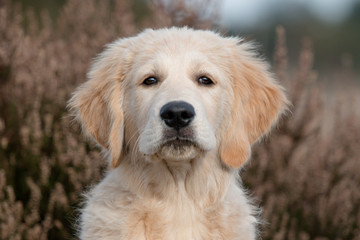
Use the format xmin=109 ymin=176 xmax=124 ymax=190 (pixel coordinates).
xmin=0 ymin=0 xmax=359 ymax=239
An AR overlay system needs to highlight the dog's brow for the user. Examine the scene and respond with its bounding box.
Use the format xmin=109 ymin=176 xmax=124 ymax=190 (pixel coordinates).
xmin=137 ymin=64 xmax=165 ymax=85
xmin=188 ymin=63 xmax=217 ymax=84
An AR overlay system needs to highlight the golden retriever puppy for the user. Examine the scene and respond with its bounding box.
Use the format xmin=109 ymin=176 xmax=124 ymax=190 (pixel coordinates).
xmin=68 ymin=27 xmax=288 ymax=240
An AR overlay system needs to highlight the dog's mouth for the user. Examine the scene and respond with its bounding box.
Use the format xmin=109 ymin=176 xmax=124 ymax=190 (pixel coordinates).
xmin=161 ymin=128 xmax=197 ymax=148
xmin=156 ymin=133 xmax=200 ymax=161
xmin=162 ymin=137 xmax=196 ymax=149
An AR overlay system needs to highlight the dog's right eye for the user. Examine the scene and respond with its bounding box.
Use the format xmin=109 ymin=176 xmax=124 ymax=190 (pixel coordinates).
xmin=142 ymin=77 xmax=158 ymax=86
xmin=198 ymin=76 xmax=214 ymax=86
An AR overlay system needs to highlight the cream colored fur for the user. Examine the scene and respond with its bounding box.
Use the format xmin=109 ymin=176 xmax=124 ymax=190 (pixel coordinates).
xmin=68 ymin=27 xmax=288 ymax=240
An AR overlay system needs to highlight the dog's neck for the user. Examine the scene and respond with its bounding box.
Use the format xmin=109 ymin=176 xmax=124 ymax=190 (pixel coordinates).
xmin=114 ymin=149 xmax=236 ymax=206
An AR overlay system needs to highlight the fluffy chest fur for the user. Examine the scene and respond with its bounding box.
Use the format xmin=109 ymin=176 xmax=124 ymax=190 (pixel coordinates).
xmin=80 ymin=160 xmax=257 ymax=240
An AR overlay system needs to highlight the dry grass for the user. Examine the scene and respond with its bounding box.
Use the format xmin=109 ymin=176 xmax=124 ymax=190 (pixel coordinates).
xmin=0 ymin=1 xmax=359 ymax=239
xmin=243 ymin=26 xmax=360 ymax=240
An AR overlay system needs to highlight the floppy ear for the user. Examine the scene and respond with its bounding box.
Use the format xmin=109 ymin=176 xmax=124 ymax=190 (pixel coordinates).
xmin=220 ymin=41 xmax=289 ymax=168
xmin=68 ymin=39 xmax=132 ymax=168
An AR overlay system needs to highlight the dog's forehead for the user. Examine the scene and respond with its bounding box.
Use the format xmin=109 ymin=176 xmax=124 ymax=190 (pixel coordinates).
xmin=134 ymin=29 xmax=230 ymax=58
xmin=128 ymin=30 xmax=233 ymax=78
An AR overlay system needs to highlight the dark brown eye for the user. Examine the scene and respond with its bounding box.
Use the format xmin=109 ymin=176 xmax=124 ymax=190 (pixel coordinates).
xmin=142 ymin=76 xmax=158 ymax=86
xmin=198 ymin=76 xmax=214 ymax=86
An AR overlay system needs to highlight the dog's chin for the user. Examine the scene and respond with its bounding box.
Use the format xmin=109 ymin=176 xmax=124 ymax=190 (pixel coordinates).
xmin=156 ymin=140 xmax=201 ymax=162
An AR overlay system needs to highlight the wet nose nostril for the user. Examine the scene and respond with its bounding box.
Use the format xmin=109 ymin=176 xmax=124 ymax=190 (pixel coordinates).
xmin=181 ymin=111 xmax=192 ymax=120
xmin=160 ymin=101 xmax=195 ymax=130
xmin=161 ymin=111 xmax=173 ymax=120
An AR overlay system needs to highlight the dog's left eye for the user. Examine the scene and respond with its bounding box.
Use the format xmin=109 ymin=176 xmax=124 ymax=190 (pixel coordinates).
xmin=142 ymin=76 xmax=158 ymax=86
xmin=198 ymin=76 xmax=214 ymax=86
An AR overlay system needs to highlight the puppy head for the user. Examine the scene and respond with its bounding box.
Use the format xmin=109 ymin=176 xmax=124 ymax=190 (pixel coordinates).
xmin=124 ymin=29 xmax=229 ymax=163
xmin=68 ymin=28 xmax=288 ymax=168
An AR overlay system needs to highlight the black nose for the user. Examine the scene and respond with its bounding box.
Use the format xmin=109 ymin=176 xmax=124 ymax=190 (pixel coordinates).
xmin=160 ymin=101 xmax=195 ymax=130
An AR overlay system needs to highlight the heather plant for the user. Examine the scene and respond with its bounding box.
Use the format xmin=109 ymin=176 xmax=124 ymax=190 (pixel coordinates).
xmin=0 ymin=1 xmax=359 ymax=239
xmin=242 ymin=26 xmax=360 ymax=240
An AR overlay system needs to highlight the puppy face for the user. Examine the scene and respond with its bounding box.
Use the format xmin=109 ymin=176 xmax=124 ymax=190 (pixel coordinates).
xmin=123 ymin=41 xmax=232 ymax=163
xmin=68 ymin=28 xmax=288 ymax=168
